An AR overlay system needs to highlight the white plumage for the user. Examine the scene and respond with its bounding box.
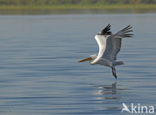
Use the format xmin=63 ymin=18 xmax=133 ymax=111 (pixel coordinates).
xmin=78 ymin=24 xmax=133 ymax=79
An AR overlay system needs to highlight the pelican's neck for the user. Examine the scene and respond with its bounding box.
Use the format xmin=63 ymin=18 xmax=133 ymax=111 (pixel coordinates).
xmin=90 ymin=56 xmax=100 ymax=65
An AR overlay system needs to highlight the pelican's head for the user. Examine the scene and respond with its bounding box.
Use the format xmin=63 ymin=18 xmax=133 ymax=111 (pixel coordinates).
xmin=77 ymin=54 xmax=97 ymax=63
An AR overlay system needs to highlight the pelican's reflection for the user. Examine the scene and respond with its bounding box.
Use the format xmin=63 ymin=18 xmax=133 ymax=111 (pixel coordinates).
xmin=93 ymin=82 xmax=129 ymax=111
xmin=94 ymin=82 xmax=119 ymax=100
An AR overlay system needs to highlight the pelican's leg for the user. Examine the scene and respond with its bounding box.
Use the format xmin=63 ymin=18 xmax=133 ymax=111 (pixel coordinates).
xmin=111 ymin=67 xmax=117 ymax=79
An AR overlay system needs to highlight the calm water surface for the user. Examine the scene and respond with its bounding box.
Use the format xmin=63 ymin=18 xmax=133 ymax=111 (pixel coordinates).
xmin=0 ymin=14 xmax=156 ymax=115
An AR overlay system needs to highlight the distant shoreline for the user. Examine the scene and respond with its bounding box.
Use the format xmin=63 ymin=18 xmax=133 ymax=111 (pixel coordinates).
xmin=0 ymin=4 xmax=156 ymax=14
xmin=0 ymin=4 xmax=156 ymax=10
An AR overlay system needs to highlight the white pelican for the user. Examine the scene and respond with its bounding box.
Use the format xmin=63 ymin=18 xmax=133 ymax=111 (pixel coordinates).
xmin=78 ymin=24 xmax=133 ymax=79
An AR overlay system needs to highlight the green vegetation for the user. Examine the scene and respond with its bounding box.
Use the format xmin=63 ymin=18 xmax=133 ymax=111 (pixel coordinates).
xmin=0 ymin=0 xmax=156 ymax=5
xmin=0 ymin=4 xmax=156 ymax=10
xmin=0 ymin=0 xmax=156 ymax=10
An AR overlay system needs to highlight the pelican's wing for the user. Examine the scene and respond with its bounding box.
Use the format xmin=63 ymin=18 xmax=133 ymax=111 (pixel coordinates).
xmin=95 ymin=35 xmax=107 ymax=59
xmin=104 ymin=36 xmax=122 ymax=60
xmin=112 ymin=25 xmax=133 ymax=38
xmin=103 ymin=25 xmax=133 ymax=60
xmin=93 ymin=25 xmax=112 ymax=62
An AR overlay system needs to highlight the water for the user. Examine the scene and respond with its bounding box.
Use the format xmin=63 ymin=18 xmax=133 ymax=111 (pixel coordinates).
xmin=0 ymin=14 xmax=156 ymax=115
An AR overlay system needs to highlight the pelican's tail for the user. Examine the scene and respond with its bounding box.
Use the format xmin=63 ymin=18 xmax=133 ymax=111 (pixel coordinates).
xmin=111 ymin=67 xmax=117 ymax=79
xmin=114 ymin=61 xmax=124 ymax=66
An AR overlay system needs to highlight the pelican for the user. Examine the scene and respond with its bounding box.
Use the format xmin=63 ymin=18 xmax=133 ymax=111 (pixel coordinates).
xmin=77 ymin=24 xmax=133 ymax=79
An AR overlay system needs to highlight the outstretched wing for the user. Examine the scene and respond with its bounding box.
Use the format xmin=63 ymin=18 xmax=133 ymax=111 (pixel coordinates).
xmin=103 ymin=25 xmax=133 ymax=60
xmin=92 ymin=24 xmax=112 ymax=64
xmin=112 ymin=25 xmax=133 ymax=38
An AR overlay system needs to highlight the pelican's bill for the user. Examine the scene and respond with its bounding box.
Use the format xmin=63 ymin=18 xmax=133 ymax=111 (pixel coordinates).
xmin=77 ymin=57 xmax=92 ymax=62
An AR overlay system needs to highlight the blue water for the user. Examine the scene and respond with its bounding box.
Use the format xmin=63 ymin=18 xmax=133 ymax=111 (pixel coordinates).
xmin=0 ymin=14 xmax=156 ymax=115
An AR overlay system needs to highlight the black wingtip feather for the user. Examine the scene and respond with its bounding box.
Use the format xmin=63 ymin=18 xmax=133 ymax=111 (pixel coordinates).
xmin=124 ymin=34 xmax=134 ymax=37
xmin=98 ymin=24 xmax=112 ymax=35
xmin=119 ymin=25 xmax=133 ymax=38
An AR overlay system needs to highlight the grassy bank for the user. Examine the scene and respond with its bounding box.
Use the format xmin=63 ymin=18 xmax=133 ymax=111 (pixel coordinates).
xmin=0 ymin=4 xmax=156 ymax=10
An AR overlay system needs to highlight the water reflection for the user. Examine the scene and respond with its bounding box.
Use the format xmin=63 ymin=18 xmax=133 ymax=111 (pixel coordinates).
xmin=92 ymin=82 xmax=131 ymax=112
xmin=96 ymin=82 xmax=117 ymax=95
xmin=92 ymin=82 xmax=122 ymax=112
xmin=94 ymin=82 xmax=118 ymax=100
